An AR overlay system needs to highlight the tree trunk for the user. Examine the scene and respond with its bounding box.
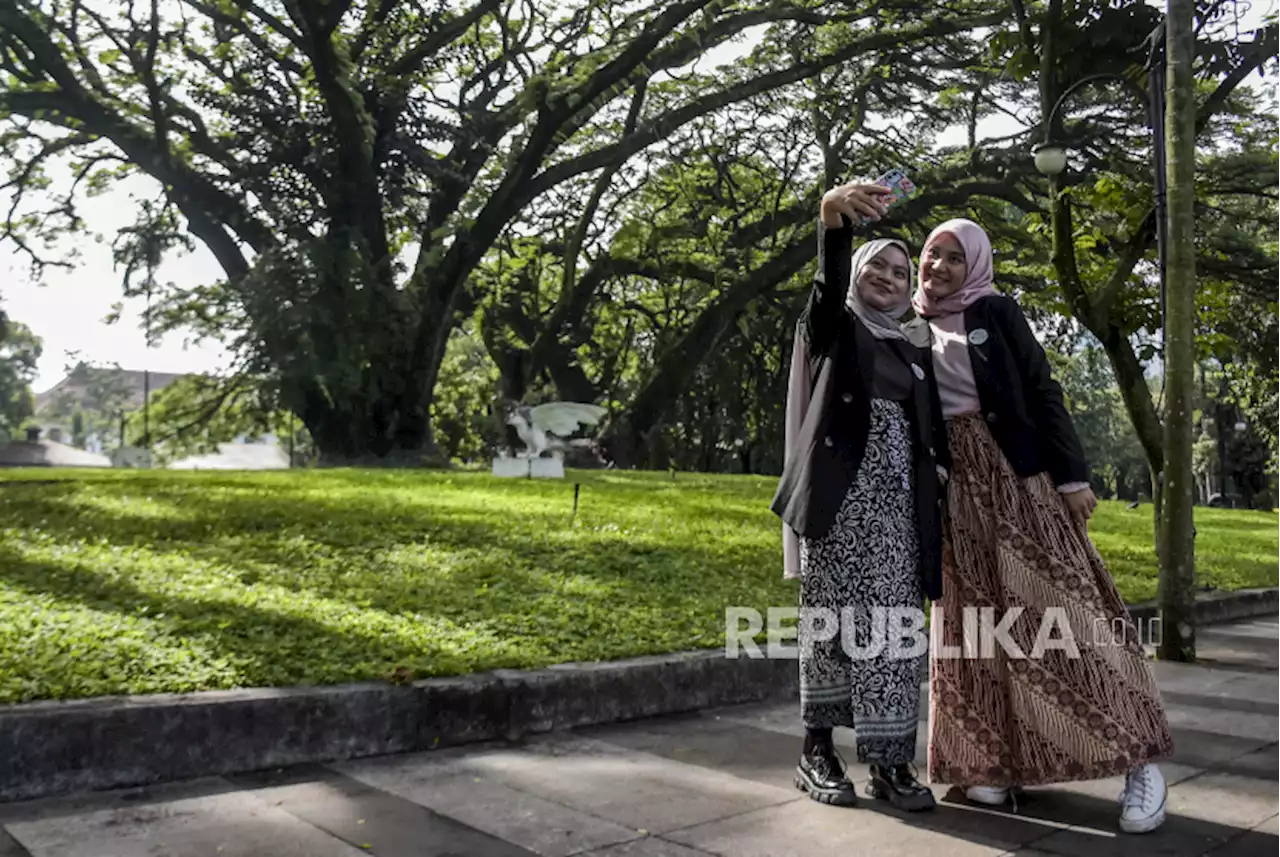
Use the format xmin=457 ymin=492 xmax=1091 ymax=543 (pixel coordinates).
xmin=1157 ymin=0 xmax=1197 ymax=662
xmin=293 ymin=371 xmax=446 ymax=466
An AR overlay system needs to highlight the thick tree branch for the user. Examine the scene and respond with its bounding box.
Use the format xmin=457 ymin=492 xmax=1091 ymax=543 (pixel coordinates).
xmin=527 ymin=80 xmax=648 ymax=379
xmin=1195 ymin=24 xmax=1277 ymax=137
xmin=524 ymin=12 xmax=1004 ymax=202
xmin=390 ymin=0 xmax=505 ymax=77
xmin=1 ymin=89 xmax=261 ymax=279
xmin=1008 ymin=0 xmax=1039 ymax=61
xmin=287 ymin=1 xmax=392 ymax=282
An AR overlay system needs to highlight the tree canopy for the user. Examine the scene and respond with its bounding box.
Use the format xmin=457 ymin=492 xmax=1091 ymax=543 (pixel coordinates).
xmin=1 ymin=0 xmax=1275 ymax=489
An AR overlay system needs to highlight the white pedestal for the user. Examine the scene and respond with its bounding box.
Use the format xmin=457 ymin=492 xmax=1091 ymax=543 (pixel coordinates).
xmin=491 ymin=457 xmax=530 ymax=478
xmin=491 ymin=456 xmax=566 ymax=478
xmin=530 ymin=457 xmax=565 ymax=479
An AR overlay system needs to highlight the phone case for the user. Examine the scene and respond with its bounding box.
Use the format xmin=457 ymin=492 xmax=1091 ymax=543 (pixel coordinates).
xmin=875 ymin=169 xmax=917 ymax=205
xmin=851 ymin=168 xmax=918 ymax=225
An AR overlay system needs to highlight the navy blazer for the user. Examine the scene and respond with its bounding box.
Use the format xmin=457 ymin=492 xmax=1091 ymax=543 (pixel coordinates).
xmin=770 ymin=221 xmax=949 ymax=601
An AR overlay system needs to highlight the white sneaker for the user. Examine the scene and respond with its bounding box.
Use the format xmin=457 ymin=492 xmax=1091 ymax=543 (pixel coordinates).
xmin=965 ymin=785 xmax=1010 ymax=806
xmin=1119 ymin=763 xmax=1167 ymax=833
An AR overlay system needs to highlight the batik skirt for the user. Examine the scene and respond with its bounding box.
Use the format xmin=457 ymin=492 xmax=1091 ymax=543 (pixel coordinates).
xmin=799 ymin=398 xmax=924 ymax=766
xmin=927 ymin=413 xmax=1174 ymax=787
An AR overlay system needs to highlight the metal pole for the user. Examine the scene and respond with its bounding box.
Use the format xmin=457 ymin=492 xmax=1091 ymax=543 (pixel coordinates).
xmin=1148 ymin=39 xmax=1169 ymax=334
xmin=143 ymin=259 xmax=153 ymax=455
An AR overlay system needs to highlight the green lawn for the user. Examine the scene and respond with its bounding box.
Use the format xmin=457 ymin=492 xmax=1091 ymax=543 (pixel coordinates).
xmin=0 ymin=468 xmax=1274 ymax=704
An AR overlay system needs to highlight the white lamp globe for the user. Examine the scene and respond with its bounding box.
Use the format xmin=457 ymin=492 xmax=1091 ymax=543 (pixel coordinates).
xmin=1033 ymin=144 xmax=1068 ymax=176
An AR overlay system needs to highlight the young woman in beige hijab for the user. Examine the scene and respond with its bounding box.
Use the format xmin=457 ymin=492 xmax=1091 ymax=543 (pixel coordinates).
xmin=772 ymin=182 xmax=948 ymax=812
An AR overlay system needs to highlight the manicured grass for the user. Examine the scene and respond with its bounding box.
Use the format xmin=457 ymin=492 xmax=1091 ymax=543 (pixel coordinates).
xmin=0 ymin=469 xmax=1274 ymax=703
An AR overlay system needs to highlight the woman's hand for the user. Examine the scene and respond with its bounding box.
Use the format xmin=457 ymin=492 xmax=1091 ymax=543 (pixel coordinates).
xmin=1063 ymin=486 xmax=1098 ymax=526
xmin=820 ymin=183 xmax=893 ymax=228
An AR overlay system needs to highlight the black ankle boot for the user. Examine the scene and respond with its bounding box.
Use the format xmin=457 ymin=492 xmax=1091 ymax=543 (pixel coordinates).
xmin=795 ymin=741 xmax=858 ymax=807
xmin=867 ymin=762 xmax=936 ymax=812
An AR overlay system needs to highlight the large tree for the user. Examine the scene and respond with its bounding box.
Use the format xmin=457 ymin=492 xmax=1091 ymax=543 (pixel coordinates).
xmin=0 ymin=0 xmax=1001 ymax=463
xmin=1003 ymin=0 xmax=1276 ymax=499
xmin=474 ymin=18 xmax=1044 ymax=466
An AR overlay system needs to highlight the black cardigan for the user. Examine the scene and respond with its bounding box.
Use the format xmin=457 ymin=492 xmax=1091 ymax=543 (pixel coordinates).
xmin=770 ymin=221 xmax=949 ymax=601
xmin=954 ymin=295 xmax=1089 ymax=487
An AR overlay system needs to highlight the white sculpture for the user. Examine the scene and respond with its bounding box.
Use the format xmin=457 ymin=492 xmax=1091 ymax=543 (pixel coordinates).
xmin=493 ymin=401 xmax=608 ymax=478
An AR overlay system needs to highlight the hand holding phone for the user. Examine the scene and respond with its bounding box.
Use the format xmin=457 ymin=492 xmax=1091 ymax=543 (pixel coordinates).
xmin=851 ymin=168 xmax=918 ymax=224
xmin=819 ymin=183 xmax=894 ymax=228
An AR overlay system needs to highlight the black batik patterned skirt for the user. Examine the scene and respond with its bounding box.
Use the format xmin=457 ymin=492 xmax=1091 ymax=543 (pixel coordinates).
xmin=798 ymin=398 xmax=924 ymax=766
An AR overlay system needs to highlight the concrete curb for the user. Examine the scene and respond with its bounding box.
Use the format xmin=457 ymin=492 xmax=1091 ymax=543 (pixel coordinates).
xmin=1 ymin=587 xmax=1275 ymax=803
xmin=0 ymin=649 xmax=799 ymax=803
xmin=1125 ymin=586 xmax=1278 ymax=628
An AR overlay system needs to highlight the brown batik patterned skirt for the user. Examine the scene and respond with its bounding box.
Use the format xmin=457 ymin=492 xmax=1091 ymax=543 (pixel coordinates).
xmin=927 ymin=413 xmax=1174 ymax=788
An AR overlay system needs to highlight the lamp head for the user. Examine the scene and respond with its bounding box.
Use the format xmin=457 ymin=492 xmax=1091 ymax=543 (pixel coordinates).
xmin=1032 ymin=143 xmax=1068 ymax=176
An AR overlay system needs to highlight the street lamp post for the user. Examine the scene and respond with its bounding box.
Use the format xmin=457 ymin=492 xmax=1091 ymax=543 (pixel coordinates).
xmin=1030 ymin=25 xmax=1169 ymax=531
xmin=1031 ymin=25 xmax=1168 ymax=327
xmin=1031 ymin=20 xmax=1201 ymax=661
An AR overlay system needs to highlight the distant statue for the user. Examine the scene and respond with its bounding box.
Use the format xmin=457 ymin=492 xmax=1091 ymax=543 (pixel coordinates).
xmin=504 ymin=402 xmax=607 ymax=459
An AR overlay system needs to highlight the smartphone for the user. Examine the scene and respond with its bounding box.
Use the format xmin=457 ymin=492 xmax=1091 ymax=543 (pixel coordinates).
xmin=852 ymin=168 xmax=918 ymax=224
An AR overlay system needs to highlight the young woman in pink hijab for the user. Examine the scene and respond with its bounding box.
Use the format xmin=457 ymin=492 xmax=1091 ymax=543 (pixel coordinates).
xmin=772 ymin=182 xmax=948 ymax=813
xmin=915 ymin=218 xmax=1173 ymax=834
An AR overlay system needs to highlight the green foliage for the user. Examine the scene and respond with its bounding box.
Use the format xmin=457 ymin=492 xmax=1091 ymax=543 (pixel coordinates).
xmin=1052 ymin=343 xmax=1150 ymax=498
xmin=129 ymin=374 xmax=314 ymax=465
xmin=0 ymin=315 xmax=40 ymax=433
xmin=40 ymin=361 xmax=133 ymax=445
xmin=0 ymin=468 xmax=1273 ymax=703
xmin=430 ymin=327 xmax=500 ymax=463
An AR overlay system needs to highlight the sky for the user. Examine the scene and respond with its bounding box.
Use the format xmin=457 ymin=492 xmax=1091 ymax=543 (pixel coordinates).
xmin=4 ymin=2 xmax=1272 ymax=395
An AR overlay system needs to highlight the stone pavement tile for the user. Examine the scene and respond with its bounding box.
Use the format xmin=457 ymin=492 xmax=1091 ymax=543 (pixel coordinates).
xmin=968 ymin=763 xmax=1204 ymax=831
xmin=662 ymin=797 xmax=1048 ymax=857
xmin=1167 ymin=727 xmax=1273 ymax=771
xmin=578 ymin=837 xmax=716 ymax=856
xmin=1161 ymin=690 xmax=1279 ymax=717
xmin=228 ymin=764 xmax=538 ymax=857
xmin=1164 ymin=703 xmax=1278 ymax=744
xmin=1191 ymin=634 xmax=1279 ymax=673
xmin=1165 ymin=772 xmax=1280 ymax=830
xmin=701 ymin=699 xmax=811 ymax=738
xmin=1152 ymin=665 xmax=1259 ymax=695
xmin=579 ymin=713 xmax=804 ymax=790
xmin=1029 ymin=814 xmax=1235 ymax=857
xmin=1213 ymin=746 xmax=1280 ymax=787
xmin=0 ymin=832 xmax=30 ymax=857
xmin=1212 ymin=671 xmax=1280 ymax=705
xmin=335 ymin=759 xmax=640 ymax=857
xmin=1201 ymin=620 xmax=1279 ymax=643
xmin=353 ymin=733 xmax=796 ymax=838
xmin=3 ymin=790 xmax=368 ymax=857
xmin=1029 ymin=777 xmax=1280 ymax=857
xmin=0 ymin=778 xmax=236 ymax=826
xmin=1202 ymin=820 xmax=1279 ymax=857
xmin=698 ymin=698 xmax=931 ymax=761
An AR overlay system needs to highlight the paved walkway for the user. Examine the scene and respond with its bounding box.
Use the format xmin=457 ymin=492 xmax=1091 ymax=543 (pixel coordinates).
xmin=1 ymin=617 xmax=1275 ymax=857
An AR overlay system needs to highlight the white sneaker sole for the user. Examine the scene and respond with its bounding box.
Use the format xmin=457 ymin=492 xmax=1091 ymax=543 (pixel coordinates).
xmin=1119 ymin=805 xmax=1166 ymax=834
xmin=965 ymin=788 xmax=1010 ymax=806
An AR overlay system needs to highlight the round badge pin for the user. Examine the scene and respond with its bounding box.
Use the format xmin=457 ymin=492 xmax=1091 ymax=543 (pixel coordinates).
xmin=911 ymin=363 xmax=926 ymax=381
xmin=968 ymin=328 xmax=989 ymax=346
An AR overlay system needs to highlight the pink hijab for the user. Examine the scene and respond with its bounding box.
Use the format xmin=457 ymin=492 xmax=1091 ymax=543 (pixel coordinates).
xmin=911 ymin=218 xmax=998 ymax=317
